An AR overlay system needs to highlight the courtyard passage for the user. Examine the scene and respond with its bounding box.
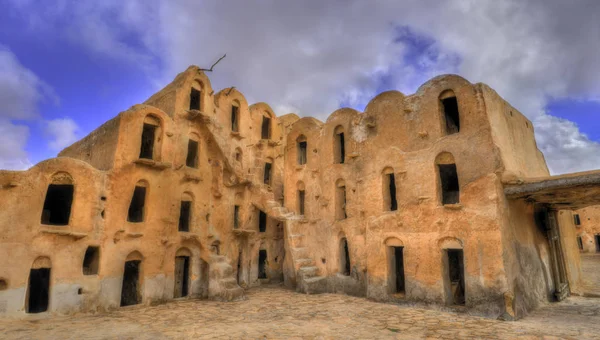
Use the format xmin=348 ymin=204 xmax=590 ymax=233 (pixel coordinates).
xmin=1 ymin=285 xmax=600 ymax=340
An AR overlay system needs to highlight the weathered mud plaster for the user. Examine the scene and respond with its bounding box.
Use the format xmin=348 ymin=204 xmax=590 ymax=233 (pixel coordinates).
xmin=0 ymin=66 xmax=588 ymax=320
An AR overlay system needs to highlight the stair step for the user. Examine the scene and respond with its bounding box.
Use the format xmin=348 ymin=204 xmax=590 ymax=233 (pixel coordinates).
xmin=220 ymin=277 xmax=239 ymax=289
xmin=289 ymin=234 xmax=304 ymax=247
xmin=295 ymin=258 xmax=315 ymax=266
xmin=305 ymin=276 xmax=326 ymax=284
xmin=291 ymin=247 xmax=309 ymax=258
xmin=210 ymin=255 xmax=228 ymax=263
xmin=298 ymin=266 xmax=319 ymax=278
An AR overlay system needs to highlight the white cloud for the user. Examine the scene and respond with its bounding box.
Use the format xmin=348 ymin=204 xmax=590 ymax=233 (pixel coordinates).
xmin=44 ymin=118 xmax=79 ymax=151
xmin=6 ymin=0 xmax=600 ymax=174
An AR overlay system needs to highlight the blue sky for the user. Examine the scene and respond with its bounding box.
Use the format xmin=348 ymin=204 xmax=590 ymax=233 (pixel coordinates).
xmin=1 ymin=0 xmax=600 ymax=174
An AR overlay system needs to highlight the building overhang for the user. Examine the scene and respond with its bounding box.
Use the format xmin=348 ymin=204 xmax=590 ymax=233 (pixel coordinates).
xmin=503 ymin=170 xmax=600 ymax=210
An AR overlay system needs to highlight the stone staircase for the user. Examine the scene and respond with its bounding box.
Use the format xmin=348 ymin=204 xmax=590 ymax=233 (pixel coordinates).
xmin=208 ymin=254 xmax=245 ymax=301
xmin=287 ymin=222 xmax=328 ymax=294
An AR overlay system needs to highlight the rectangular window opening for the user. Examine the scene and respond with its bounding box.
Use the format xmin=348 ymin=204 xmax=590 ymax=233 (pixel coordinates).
xmin=139 ymin=123 xmax=157 ymax=160
xmin=263 ymin=162 xmax=272 ymax=185
xmin=338 ymin=133 xmax=345 ymax=164
xmin=259 ymin=210 xmax=267 ymax=232
xmin=336 ymin=186 xmax=347 ymax=220
xmin=41 ymin=184 xmax=74 ymax=225
xmin=231 ymin=106 xmax=239 ymax=132
xmin=439 ymin=164 xmax=459 ymax=204
xmin=127 ymin=186 xmax=146 ymax=223
xmin=261 ymin=117 xmax=271 ymax=139
xmin=297 ymin=141 xmax=307 ymax=165
xmin=83 ymin=246 xmax=100 ymax=275
xmin=179 ymin=201 xmax=191 ymax=232
xmin=595 ymin=235 xmax=600 ymax=252
xmin=577 ymin=236 xmax=584 ymax=250
xmin=388 ymin=173 xmax=398 ymax=211
xmin=233 ymin=205 xmax=240 ymax=229
xmin=298 ymin=190 xmax=305 ymax=215
xmin=27 ymin=268 xmax=50 ymax=313
xmin=446 ymin=249 xmax=465 ymax=305
xmin=574 ymin=214 xmax=581 ymax=226
xmin=258 ymin=250 xmax=267 ymax=279
xmin=186 ymin=140 xmax=199 ymax=168
xmin=190 ymin=88 xmax=201 ymax=111
xmin=442 ymin=97 xmax=460 ymax=134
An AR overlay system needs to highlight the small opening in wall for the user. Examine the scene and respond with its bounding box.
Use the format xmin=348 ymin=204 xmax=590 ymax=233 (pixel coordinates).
xmin=446 ymin=249 xmax=465 ymax=305
xmin=139 ymin=123 xmax=157 ymax=160
xmin=388 ymin=246 xmax=405 ymax=294
xmin=383 ymin=172 xmax=398 ymax=211
xmin=186 ymin=139 xmax=199 ymax=168
xmin=340 ymin=238 xmax=351 ymax=276
xmin=595 ymin=235 xmax=600 ymax=252
xmin=574 ymin=214 xmax=581 ymax=226
xmin=0 ymin=279 xmax=7 ymax=290
xmin=179 ymin=201 xmax=191 ymax=232
xmin=82 ymin=246 xmax=100 ymax=275
xmin=261 ymin=116 xmax=271 ymax=139
xmin=128 ymin=186 xmax=146 ymax=223
xmin=174 ymin=256 xmax=190 ymax=298
xmin=263 ymin=162 xmax=272 ymax=185
xmin=259 ymin=210 xmax=267 ymax=232
xmin=441 ymin=96 xmax=460 ymax=135
xmin=321 ymin=258 xmax=326 ymax=264
xmin=297 ymin=140 xmax=307 ymax=165
xmin=233 ymin=205 xmax=240 ymax=229
xmin=298 ymin=190 xmax=305 ymax=215
xmin=577 ymin=236 xmax=584 ymax=250
xmin=41 ymin=184 xmax=74 ymax=225
xmin=336 ymin=181 xmax=347 ymax=220
xmin=258 ymin=250 xmax=267 ymax=279
xmin=231 ymin=105 xmax=239 ymax=132
xmin=190 ymin=88 xmax=201 ymax=111
xmin=336 ymin=132 xmax=345 ymax=164
xmin=439 ymin=164 xmax=459 ymax=205
xmin=101 ymin=210 xmax=105 ymax=219
xmin=100 ymin=196 xmax=107 ymax=201
xmin=78 ymin=288 xmax=83 ymax=295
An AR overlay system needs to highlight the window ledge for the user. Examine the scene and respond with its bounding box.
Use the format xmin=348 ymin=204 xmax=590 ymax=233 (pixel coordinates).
xmin=183 ymin=170 xmax=202 ymax=182
xmin=40 ymin=227 xmax=87 ymax=239
xmin=134 ymin=158 xmax=172 ymax=170
xmin=443 ymin=203 xmax=463 ymax=210
xmin=233 ymin=229 xmax=257 ymax=236
xmin=230 ymin=131 xmax=244 ymax=140
xmin=296 ymin=165 xmax=305 ymax=171
xmin=185 ymin=109 xmax=207 ymax=120
xmin=348 ymin=153 xmax=359 ymax=159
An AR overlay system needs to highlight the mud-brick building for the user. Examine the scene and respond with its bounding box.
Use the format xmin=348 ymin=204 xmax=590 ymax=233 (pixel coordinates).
xmin=572 ymin=206 xmax=600 ymax=253
xmin=0 ymin=65 xmax=596 ymax=320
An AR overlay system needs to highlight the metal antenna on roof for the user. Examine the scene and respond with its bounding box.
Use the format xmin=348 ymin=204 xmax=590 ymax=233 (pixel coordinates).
xmin=199 ymin=54 xmax=226 ymax=72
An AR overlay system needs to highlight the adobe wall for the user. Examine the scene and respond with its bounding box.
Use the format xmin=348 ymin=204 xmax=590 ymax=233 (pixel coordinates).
xmin=574 ymin=206 xmax=600 ymax=253
xmin=283 ymin=75 xmax=510 ymax=316
xmin=0 ymin=66 xmax=286 ymax=317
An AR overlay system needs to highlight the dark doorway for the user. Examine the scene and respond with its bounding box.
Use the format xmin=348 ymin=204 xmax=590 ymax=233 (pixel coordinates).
xmin=179 ymin=201 xmax=191 ymax=232
xmin=186 ymin=140 xmax=199 ymax=168
xmin=233 ymin=205 xmax=240 ymax=229
xmin=263 ymin=162 xmax=272 ymax=185
xmin=27 ymin=268 xmax=50 ymax=313
xmin=259 ymin=210 xmax=267 ymax=232
xmin=41 ymin=184 xmax=74 ymax=225
xmin=389 ymin=247 xmax=405 ymax=294
xmin=139 ymin=123 xmax=157 ymax=159
xmin=82 ymin=246 xmax=100 ymax=275
xmin=596 ymin=235 xmax=600 ymax=252
xmin=236 ymin=252 xmax=242 ymax=284
xmin=442 ymin=96 xmax=460 ymax=134
xmin=577 ymin=236 xmax=584 ymax=251
xmin=446 ymin=249 xmax=465 ymax=305
xmin=258 ymin=250 xmax=267 ymax=279
xmin=127 ymin=186 xmax=146 ymax=222
xmin=190 ymin=88 xmax=201 ymax=110
xmin=261 ymin=116 xmax=271 ymax=139
xmin=174 ymin=256 xmax=190 ymax=298
xmin=340 ymin=238 xmax=351 ymax=276
xmin=297 ymin=140 xmax=307 ymax=165
xmin=439 ymin=164 xmax=459 ymax=204
xmin=120 ymin=260 xmax=141 ymax=306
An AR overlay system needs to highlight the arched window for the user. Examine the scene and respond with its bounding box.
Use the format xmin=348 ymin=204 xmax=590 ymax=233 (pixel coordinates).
xmin=333 ymin=125 xmax=345 ymax=164
xmin=382 ymin=167 xmax=398 ymax=211
xmin=335 ymin=179 xmax=347 ymax=220
xmin=297 ymin=135 xmax=307 ymax=165
xmin=436 ymin=152 xmax=459 ymax=205
xmin=179 ymin=192 xmax=193 ymax=232
xmin=339 ymin=237 xmax=350 ymax=276
xmin=231 ymin=101 xmax=240 ymax=132
xmin=139 ymin=114 xmax=162 ymax=160
xmin=439 ymin=90 xmax=460 ymax=135
xmin=41 ymin=172 xmax=74 ymax=226
xmin=261 ymin=112 xmax=272 ymax=139
xmin=297 ymin=181 xmax=306 ymax=215
xmin=128 ymin=180 xmax=148 ymax=222
xmin=190 ymin=80 xmax=204 ymax=111
xmin=263 ymin=158 xmax=273 ymax=185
